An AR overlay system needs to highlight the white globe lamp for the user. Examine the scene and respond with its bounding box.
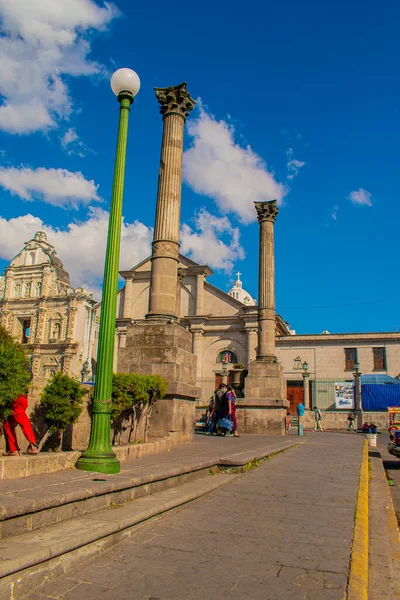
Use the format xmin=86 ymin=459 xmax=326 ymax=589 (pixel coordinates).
xmin=110 ymin=68 xmax=141 ymax=97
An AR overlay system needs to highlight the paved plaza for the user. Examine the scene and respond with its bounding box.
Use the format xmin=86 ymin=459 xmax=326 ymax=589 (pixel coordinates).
xmin=30 ymin=433 xmax=363 ymax=600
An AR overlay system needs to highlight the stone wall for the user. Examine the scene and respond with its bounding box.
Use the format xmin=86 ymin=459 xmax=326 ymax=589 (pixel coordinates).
xmin=302 ymin=410 xmax=389 ymax=430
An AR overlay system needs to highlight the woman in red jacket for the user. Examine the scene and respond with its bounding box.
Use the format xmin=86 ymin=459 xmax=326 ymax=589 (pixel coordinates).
xmin=3 ymin=395 xmax=38 ymax=456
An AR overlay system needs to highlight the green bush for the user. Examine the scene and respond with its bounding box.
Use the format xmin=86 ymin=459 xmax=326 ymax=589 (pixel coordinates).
xmin=0 ymin=325 xmax=31 ymax=421
xmin=111 ymin=373 xmax=167 ymax=444
xmin=38 ymin=372 xmax=86 ymax=450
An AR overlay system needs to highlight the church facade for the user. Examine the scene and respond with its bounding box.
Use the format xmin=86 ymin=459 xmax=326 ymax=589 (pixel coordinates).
xmin=110 ymin=254 xmax=290 ymax=404
xmin=0 ymin=232 xmax=97 ymax=400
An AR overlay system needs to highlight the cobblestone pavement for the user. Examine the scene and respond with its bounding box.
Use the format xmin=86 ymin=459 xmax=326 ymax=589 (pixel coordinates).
xmin=32 ymin=433 xmax=363 ymax=600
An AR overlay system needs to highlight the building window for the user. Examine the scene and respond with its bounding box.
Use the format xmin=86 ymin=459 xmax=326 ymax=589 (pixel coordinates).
xmin=21 ymin=319 xmax=31 ymax=344
xmin=373 ymin=347 xmax=386 ymax=371
xmin=344 ymin=348 xmax=357 ymax=370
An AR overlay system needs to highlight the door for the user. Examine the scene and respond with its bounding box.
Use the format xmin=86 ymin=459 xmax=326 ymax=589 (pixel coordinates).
xmin=287 ymin=384 xmax=304 ymax=416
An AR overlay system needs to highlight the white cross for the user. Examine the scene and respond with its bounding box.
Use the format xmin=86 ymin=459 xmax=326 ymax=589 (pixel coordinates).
xmin=236 ymin=271 xmax=241 ymax=280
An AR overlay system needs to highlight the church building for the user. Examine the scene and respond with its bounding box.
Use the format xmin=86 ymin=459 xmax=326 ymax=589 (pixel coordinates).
xmin=111 ymin=254 xmax=290 ymax=404
xmin=0 ymin=232 xmax=97 ymax=400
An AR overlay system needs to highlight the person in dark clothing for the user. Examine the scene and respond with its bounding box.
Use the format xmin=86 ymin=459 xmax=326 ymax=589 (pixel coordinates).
xmin=207 ymin=383 xmax=227 ymax=434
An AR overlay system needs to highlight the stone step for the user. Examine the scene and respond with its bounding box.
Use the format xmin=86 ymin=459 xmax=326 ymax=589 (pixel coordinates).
xmin=0 ymin=458 xmax=214 ymax=541
xmin=0 ymin=438 xmax=296 ymax=542
xmin=0 ymin=473 xmax=235 ymax=600
xmin=0 ymin=436 xmax=172 ymax=481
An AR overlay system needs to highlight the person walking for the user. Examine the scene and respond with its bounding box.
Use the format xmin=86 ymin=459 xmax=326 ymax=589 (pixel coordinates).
xmin=225 ymin=385 xmax=239 ymax=437
xmin=347 ymin=411 xmax=356 ymax=431
xmin=207 ymin=383 xmax=227 ymax=435
xmin=3 ymin=394 xmax=38 ymax=456
xmin=313 ymin=406 xmax=323 ymax=431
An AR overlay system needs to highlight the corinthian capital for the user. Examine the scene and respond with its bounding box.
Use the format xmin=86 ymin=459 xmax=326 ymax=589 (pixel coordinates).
xmin=155 ymin=82 xmax=196 ymax=120
xmin=254 ymin=200 xmax=279 ymax=223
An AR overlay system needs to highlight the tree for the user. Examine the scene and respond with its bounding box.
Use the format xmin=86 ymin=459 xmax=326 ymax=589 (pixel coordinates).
xmin=38 ymin=372 xmax=86 ymax=451
xmin=0 ymin=325 xmax=31 ymax=422
xmin=111 ymin=373 xmax=136 ymax=445
xmin=111 ymin=373 xmax=167 ymax=444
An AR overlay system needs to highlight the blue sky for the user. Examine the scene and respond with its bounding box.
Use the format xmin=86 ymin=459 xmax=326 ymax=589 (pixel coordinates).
xmin=0 ymin=0 xmax=399 ymax=334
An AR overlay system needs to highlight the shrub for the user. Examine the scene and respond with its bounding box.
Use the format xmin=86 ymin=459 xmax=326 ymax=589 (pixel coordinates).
xmin=38 ymin=372 xmax=86 ymax=450
xmin=111 ymin=373 xmax=167 ymax=444
xmin=0 ymin=325 xmax=31 ymax=421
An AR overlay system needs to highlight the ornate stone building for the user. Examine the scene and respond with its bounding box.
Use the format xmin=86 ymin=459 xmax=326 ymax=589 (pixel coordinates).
xmin=0 ymin=232 xmax=97 ymax=399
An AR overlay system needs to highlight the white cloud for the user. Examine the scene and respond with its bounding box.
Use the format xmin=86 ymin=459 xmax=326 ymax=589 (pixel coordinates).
xmin=287 ymin=159 xmax=305 ymax=180
xmin=348 ymin=188 xmax=373 ymax=207
xmin=60 ymin=127 xmax=90 ymax=156
xmin=181 ymin=210 xmax=245 ymax=273
xmin=286 ymin=146 xmax=306 ymax=180
xmin=330 ymin=205 xmax=339 ymax=221
xmin=183 ymin=102 xmax=285 ymax=224
xmin=0 ymin=208 xmax=152 ymax=297
xmin=61 ymin=127 xmax=79 ymax=148
xmin=0 ymin=0 xmax=119 ymax=134
xmin=0 ymin=166 xmax=100 ymax=208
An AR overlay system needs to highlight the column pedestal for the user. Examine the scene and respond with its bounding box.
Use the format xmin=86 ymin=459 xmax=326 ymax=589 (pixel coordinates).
xmin=240 ymin=360 xmax=288 ymax=434
xmin=118 ymin=320 xmax=198 ymax=444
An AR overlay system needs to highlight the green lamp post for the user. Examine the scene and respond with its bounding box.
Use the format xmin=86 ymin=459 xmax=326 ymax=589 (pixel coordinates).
xmin=76 ymin=68 xmax=140 ymax=474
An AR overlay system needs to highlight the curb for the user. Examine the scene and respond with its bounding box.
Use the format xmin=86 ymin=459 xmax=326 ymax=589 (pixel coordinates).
xmin=347 ymin=438 xmax=369 ymax=600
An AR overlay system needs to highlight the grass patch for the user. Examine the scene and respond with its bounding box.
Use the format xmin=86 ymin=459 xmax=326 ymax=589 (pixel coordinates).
xmin=210 ymin=444 xmax=298 ymax=476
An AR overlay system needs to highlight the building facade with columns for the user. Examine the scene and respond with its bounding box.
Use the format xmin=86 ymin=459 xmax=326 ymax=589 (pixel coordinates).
xmin=108 ymin=254 xmax=290 ymax=405
xmin=0 ymin=232 xmax=97 ymax=399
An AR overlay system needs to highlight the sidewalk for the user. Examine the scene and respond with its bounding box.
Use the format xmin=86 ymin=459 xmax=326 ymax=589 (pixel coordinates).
xmin=29 ymin=433 xmax=364 ymax=600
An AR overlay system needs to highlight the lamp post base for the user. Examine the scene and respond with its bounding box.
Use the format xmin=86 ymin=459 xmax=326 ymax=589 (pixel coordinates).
xmin=76 ymin=452 xmax=120 ymax=474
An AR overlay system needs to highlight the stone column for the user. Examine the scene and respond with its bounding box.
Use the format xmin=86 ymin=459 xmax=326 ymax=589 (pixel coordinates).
xmin=191 ymin=328 xmax=204 ymax=381
xmin=35 ymin=308 xmax=46 ymax=343
xmin=176 ymin=268 xmax=185 ymax=321
xmin=66 ymin=305 xmax=78 ymax=341
xmin=246 ymin=328 xmax=258 ymax=366
xmin=254 ymin=200 xmax=279 ymax=361
xmin=303 ymin=372 xmax=310 ymax=409
xmin=146 ymin=83 xmax=195 ymax=320
xmin=123 ymin=274 xmax=134 ymax=319
xmin=4 ymin=270 xmax=13 ymax=299
xmin=196 ymin=273 xmax=205 ymax=315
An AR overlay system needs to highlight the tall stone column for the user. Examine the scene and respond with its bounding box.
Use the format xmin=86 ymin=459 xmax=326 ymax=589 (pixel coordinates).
xmin=255 ymin=200 xmax=279 ymax=361
xmin=146 ymin=83 xmax=195 ymax=320
xmin=119 ymin=83 xmax=199 ymax=444
xmin=242 ymin=200 xmax=288 ymax=435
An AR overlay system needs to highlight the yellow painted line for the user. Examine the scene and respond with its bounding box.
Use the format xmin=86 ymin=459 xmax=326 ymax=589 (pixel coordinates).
xmin=347 ymin=439 xmax=369 ymax=600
